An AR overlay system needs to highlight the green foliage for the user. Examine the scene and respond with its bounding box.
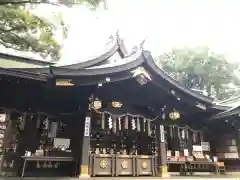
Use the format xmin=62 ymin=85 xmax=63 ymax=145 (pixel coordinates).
xmin=155 ymin=47 xmax=240 ymax=100
xmin=73 ymin=0 xmax=106 ymax=9
xmin=0 ymin=0 xmax=104 ymax=61
xmin=0 ymin=0 xmax=106 ymax=8
xmin=0 ymin=4 xmax=62 ymax=60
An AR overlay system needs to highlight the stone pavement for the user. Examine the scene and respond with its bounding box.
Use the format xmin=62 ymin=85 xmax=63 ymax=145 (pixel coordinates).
xmin=1 ymin=176 xmax=240 ymax=180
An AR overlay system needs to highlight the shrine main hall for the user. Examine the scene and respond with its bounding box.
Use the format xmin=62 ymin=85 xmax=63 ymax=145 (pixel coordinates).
xmin=0 ymin=36 xmax=239 ymax=178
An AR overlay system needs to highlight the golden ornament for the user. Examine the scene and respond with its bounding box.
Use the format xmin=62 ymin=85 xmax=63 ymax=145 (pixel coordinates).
xmin=100 ymin=160 xmax=107 ymax=169
xmin=121 ymin=160 xmax=128 ymax=169
xmin=141 ymin=161 xmax=148 ymax=169
xmin=93 ymin=100 xmax=102 ymax=110
xmin=169 ymin=111 xmax=180 ymax=120
xmin=112 ymin=101 xmax=122 ymax=108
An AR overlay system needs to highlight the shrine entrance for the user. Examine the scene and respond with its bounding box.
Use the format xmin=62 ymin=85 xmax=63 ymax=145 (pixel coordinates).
xmin=89 ymin=110 xmax=158 ymax=176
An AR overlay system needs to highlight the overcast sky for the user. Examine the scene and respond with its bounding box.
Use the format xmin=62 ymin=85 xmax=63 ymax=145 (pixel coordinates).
xmin=38 ymin=0 xmax=240 ymax=65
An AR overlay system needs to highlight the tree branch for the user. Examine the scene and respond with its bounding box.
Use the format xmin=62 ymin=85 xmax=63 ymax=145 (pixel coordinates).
xmin=0 ymin=38 xmax=22 ymax=50
xmin=0 ymin=0 xmax=60 ymax=6
xmin=0 ymin=26 xmax=25 ymax=33
xmin=0 ymin=0 xmax=41 ymax=5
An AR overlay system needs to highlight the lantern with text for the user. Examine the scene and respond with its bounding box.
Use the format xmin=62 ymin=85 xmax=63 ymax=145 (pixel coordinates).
xmin=112 ymin=101 xmax=122 ymax=108
xmin=93 ymin=100 xmax=102 ymax=110
xmin=169 ymin=111 xmax=180 ymax=120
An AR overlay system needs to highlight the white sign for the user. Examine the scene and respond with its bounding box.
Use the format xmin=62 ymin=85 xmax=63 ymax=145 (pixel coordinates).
xmin=193 ymin=145 xmax=203 ymax=152
xmin=201 ymin=142 xmax=210 ymax=151
xmin=160 ymin=125 xmax=165 ymax=143
xmin=48 ymin=122 xmax=58 ymax=138
xmin=167 ymin=150 xmax=171 ymax=157
xmin=53 ymin=138 xmax=70 ymax=149
xmin=84 ymin=117 xmax=91 ymax=137
xmin=184 ymin=149 xmax=189 ymax=156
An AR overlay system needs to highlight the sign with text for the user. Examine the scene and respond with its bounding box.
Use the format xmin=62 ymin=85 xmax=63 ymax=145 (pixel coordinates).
xmin=84 ymin=117 xmax=91 ymax=137
xmin=160 ymin=125 xmax=165 ymax=143
xmin=56 ymin=79 xmax=74 ymax=86
xmin=184 ymin=149 xmax=189 ymax=156
xmin=201 ymin=142 xmax=210 ymax=151
xmin=193 ymin=145 xmax=203 ymax=152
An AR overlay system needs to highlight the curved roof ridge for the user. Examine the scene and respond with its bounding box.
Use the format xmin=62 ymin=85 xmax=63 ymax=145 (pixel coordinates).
xmin=143 ymin=51 xmax=214 ymax=104
xmin=210 ymin=105 xmax=240 ymax=120
xmin=0 ymin=52 xmax=54 ymax=66
xmin=0 ymin=67 xmax=47 ymax=81
xmin=51 ymin=50 xmax=143 ymax=76
xmin=11 ymin=36 xmax=127 ymax=74
xmin=56 ymin=37 xmax=128 ymax=69
xmin=214 ymin=95 xmax=240 ymax=106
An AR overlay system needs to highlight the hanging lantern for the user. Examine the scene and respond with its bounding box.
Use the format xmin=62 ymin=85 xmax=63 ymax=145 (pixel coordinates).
xmin=169 ymin=111 xmax=180 ymax=120
xmin=112 ymin=101 xmax=122 ymax=108
xmin=93 ymin=100 xmax=102 ymax=110
xmin=56 ymin=79 xmax=73 ymax=86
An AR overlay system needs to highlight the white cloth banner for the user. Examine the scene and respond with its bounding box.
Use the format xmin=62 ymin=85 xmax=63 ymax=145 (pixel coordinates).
xmin=193 ymin=145 xmax=203 ymax=152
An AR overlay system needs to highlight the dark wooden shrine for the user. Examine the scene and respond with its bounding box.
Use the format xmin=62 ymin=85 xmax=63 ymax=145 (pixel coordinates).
xmin=0 ymin=34 xmax=236 ymax=177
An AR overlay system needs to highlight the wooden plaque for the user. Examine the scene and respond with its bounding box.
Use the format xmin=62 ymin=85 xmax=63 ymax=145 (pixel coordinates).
xmin=136 ymin=155 xmax=155 ymax=176
xmin=92 ymin=154 xmax=115 ymax=176
xmin=115 ymin=155 xmax=135 ymax=176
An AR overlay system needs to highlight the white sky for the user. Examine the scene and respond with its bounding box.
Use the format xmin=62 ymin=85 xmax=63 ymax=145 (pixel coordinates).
xmin=14 ymin=0 xmax=240 ymax=65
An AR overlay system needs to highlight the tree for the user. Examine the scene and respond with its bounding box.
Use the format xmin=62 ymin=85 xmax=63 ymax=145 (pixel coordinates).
xmin=0 ymin=0 xmax=105 ymax=61
xmin=0 ymin=0 xmax=105 ymax=8
xmin=155 ymin=47 xmax=240 ymax=100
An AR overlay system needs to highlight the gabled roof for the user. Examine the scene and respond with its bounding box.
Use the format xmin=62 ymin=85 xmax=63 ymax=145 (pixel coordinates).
xmin=143 ymin=52 xmax=213 ymax=104
xmin=210 ymin=105 xmax=240 ymax=120
xmin=41 ymin=48 xmax=213 ymax=106
xmin=0 ymin=52 xmax=54 ymax=66
xmin=0 ymin=67 xmax=47 ymax=81
xmin=209 ymin=95 xmax=240 ymax=112
xmin=57 ymin=37 xmax=128 ymax=69
xmin=210 ymin=95 xmax=240 ymax=119
xmin=14 ymin=36 xmax=129 ymax=74
xmin=1 ymin=40 xmax=215 ymax=108
xmin=214 ymin=95 xmax=240 ymax=107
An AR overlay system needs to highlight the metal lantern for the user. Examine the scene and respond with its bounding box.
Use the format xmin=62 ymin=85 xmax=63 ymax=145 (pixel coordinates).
xmin=169 ymin=111 xmax=180 ymax=120
xmin=112 ymin=101 xmax=122 ymax=108
xmin=93 ymin=100 xmax=102 ymax=110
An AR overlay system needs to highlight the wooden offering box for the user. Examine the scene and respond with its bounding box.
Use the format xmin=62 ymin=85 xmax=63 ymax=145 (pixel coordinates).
xmin=115 ymin=155 xmax=135 ymax=176
xmin=136 ymin=155 xmax=155 ymax=176
xmin=91 ymin=154 xmax=115 ymax=176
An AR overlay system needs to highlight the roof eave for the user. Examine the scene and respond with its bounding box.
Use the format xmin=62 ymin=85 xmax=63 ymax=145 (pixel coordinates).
xmin=0 ymin=68 xmax=47 ymax=82
xmin=210 ymin=106 xmax=240 ymax=120
xmin=0 ymin=52 xmax=54 ymax=66
xmin=142 ymin=51 xmax=214 ymax=105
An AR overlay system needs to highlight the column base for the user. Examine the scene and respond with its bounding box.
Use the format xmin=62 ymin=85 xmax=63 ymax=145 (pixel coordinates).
xmin=79 ymin=174 xmax=90 ymax=178
xmin=158 ymin=165 xmax=169 ymax=177
xmin=79 ymin=165 xmax=90 ymax=178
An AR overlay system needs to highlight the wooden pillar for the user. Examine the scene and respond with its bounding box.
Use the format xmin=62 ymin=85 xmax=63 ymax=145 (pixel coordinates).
xmin=156 ymin=124 xmax=168 ymax=177
xmin=79 ymin=98 xmax=92 ymax=178
xmin=236 ymin=129 xmax=240 ymax=157
xmin=0 ymin=111 xmax=10 ymax=175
